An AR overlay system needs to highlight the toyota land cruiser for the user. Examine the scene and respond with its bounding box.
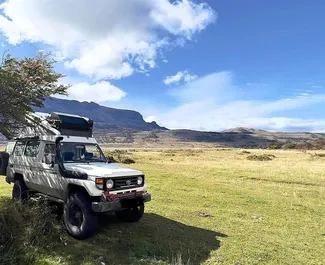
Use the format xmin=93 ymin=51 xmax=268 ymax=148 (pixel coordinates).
xmin=0 ymin=112 xmax=151 ymax=239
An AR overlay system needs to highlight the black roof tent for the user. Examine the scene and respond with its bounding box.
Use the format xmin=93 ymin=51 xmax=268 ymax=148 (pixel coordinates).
xmin=47 ymin=113 xmax=94 ymax=137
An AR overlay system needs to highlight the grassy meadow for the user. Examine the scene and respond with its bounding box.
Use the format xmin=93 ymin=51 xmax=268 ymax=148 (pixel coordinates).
xmin=1 ymin=148 xmax=325 ymax=264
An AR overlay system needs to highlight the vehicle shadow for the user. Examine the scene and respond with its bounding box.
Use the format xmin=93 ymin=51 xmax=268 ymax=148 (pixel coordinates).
xmin=54 ymin=213 xmax=227 ymax=265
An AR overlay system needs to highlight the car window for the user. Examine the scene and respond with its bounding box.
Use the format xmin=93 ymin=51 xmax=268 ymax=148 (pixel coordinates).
xmin=43 ymin=144 xmax=56 ymax=164
xmin=24 ymin=140 xmax=40 ymax=157
xmin=13 ymin=141 xmax=26 ymax=156
xmin=5 ymin=141 xmax=16 ymax=155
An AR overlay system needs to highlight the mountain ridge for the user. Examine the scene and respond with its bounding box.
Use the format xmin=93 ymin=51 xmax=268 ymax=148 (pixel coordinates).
xmin=33 ymin=97 xmax=168 ymax=131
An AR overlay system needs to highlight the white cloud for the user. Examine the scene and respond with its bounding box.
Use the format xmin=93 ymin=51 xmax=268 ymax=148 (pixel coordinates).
xmin=0 ymin=0 xmax=216 ymax=80
xmin=163 ymin=70 xmax=198 ymax=85
xmin=145 ymin=115 xmax=157 ymax=123
xmin=57 ymin=81 xmax=126 ymax=103
xmin=151 ymin=71 xmax=325 ymax=132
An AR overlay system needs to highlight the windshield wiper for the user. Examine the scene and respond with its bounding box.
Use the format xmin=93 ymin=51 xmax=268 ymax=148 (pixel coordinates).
xmin=85 ymin=158 xmax=106 ymax=163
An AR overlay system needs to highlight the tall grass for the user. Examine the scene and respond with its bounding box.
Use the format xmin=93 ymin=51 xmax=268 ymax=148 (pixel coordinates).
xmin=0 ymin=199 xmax=62 ymax=265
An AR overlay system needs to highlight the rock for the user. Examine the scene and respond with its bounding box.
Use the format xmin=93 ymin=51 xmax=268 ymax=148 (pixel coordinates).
xmin=199 ymin=213 xmax=214 ymax=218
xmin=252 ymin=216 xmax=264 ymax=221
xmin=95 ymin=256 xmax=106 ymax=265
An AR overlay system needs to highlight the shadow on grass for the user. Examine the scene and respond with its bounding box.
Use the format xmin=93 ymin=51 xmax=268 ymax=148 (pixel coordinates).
xmin=49 ymin=213 xmax=227 ymax=265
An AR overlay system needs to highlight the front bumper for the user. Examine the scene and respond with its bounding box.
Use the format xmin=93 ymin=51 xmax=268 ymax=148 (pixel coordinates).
xmin=91 ymin=192 xmax=151 ymax=213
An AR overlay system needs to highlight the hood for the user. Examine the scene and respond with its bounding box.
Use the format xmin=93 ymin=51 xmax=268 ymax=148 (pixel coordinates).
xmin=63 ymin=162 xmax=143 ymax=178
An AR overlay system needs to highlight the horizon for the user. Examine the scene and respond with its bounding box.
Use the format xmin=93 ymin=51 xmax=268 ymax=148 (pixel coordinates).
xmin=34 ymin=97 xmax=325 ymax=134
xmin=1 ymin=1 xmax=325 ymax=132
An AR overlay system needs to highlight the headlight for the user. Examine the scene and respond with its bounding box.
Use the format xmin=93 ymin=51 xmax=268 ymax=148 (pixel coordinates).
xmin=137 ymin=176 xmax=143 ymax=185
xmin=106 ymin=179 xmax=114 ymax=189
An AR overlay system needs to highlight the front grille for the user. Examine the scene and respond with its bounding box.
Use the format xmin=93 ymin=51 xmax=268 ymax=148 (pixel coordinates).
xmin=110 ymin=175 xmax=144 ymax=191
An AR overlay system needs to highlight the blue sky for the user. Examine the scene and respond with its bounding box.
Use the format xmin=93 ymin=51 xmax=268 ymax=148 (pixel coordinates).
xmin=1 ymin=0 xmax=325 ymax=132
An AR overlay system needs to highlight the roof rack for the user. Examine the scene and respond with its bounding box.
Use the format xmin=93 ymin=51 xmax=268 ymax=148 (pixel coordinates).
xmin=45 ymin=112 xmax=94 ymax=137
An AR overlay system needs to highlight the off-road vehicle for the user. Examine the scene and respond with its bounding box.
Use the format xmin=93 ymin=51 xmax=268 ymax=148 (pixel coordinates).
xmin=0 ymin=112 xmax=151 ymax=239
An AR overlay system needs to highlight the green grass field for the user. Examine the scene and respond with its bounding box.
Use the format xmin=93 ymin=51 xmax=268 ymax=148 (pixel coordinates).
xmin=1 ymin=148 xmax=325 ymax=265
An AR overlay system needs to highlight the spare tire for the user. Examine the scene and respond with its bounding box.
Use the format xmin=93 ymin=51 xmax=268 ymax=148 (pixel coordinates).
xmin=0 ymin=152 xmax=9 ymax=176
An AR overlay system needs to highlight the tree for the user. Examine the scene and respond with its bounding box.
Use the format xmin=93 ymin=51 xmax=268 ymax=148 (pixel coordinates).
xmin=0 ymin=52 xmax=69 ymax=139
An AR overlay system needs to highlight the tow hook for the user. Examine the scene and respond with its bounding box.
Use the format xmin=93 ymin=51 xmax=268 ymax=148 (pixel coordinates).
xmin=102 ymin=190 xmax=115 ymax=201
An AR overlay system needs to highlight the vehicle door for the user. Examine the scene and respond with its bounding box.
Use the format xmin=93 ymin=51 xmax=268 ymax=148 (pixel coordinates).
xmin=6 ymin=141 xmax=17 ymax=180
xmin=22 ymin=140 xmax=42 ymax=191
xmin=39 ymin=142 xmax=66 ymax=199
xmin=10 ymin=140 xmax=31 ymax=185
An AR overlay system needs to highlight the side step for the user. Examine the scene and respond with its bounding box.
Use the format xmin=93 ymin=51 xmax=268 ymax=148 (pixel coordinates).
xmin=30 ymin=193 xmax=64 ymax=204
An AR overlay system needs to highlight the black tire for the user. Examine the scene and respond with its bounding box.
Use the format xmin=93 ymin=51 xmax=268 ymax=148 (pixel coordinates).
xmin=115 ymin=202 xmax=145 ymax=222
xmin=63 ymin=192 xmax=98 ymax=239
xmin=12 ymin=178 xmax=29 ymax=200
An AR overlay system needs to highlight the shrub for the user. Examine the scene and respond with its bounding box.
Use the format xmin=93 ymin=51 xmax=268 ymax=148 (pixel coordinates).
xmin=310 ymin=153 xmax=325 ymax=159
xmin=282 ymin=142 xmax=297 ymax=149
xmin=247 ymin=154 xmax=275 ymax=161
xmin=104 ymin=150 xmax=136 ymax=164
xmin=241 ymin=150 xmax=251 ymax=154
xmin=106 ymin=155 xmax=117 ymax=163
xmin=268 ymin=143 xmax=282 ymax=149
xmin=121 ymin=158 xmax=136 ymax=164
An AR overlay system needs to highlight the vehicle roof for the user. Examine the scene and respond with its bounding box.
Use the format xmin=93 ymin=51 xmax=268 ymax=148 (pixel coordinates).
xmin=14 ymin=135 xmax=98 ymax=144
xmin=61 ymin=136 xmax=98 ymax=144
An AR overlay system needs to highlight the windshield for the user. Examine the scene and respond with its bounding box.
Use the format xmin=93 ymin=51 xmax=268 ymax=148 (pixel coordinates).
xmin=60 ymin=142 xmax=107 ymax=163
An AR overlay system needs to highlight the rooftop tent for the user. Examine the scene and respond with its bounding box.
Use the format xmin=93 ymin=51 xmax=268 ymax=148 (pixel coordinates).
xmin=47 ymin=112 xmax=94 ymax=137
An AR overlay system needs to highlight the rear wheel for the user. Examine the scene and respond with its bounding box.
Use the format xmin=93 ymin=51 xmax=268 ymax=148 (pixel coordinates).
xmin=115 ymin=202 xmax=144 ymax=222
xmin=12 ymin=178 xmax=29 ymax=200
xmin=63 ymin=192 xmax=98 ymax=239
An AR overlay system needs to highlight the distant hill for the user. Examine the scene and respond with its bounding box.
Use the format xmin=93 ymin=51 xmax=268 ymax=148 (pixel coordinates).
xmin=94 ymin=128 xmax=325 ymax=149
xmin=33 ymin=97 xmax=167 ymax=131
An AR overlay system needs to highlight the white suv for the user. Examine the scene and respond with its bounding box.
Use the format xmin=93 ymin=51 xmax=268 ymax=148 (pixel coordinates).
xmin=0 ymin=112 xmax=151 ymax=239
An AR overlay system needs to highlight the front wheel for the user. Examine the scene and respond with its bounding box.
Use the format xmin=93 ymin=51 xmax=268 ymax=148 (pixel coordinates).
xmin=115 ymin=202 xmax=145 ymax=222
xmin=63 ymin=192 xmax=98 ymax=239
xmin=12 ymin=179 xmax=29 ymax=200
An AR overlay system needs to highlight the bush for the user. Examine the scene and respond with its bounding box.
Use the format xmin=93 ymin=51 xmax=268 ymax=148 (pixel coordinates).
xmin=309 ymin=153 xmax=325 ymax=159
xmin=0 ymin=199 xmax=63 ymax=265
xmin=247 ymin=154 xmax=275 ymax=161
xmin=106 ymin=155 xmax=117 ymax=163
xmin=104 ymin=150 xmax=136 ymax=164
xmin=268 ymin=143 xmax=282 ymax=149
xmin=282 ymin=142 xmax=298 ymax=149
xmin=121 ymin=158 xmax=136 ymax=164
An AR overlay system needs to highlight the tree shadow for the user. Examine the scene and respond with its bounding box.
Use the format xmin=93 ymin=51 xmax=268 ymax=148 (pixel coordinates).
xmin=50 ymin=213 xmax=227 ymax=265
